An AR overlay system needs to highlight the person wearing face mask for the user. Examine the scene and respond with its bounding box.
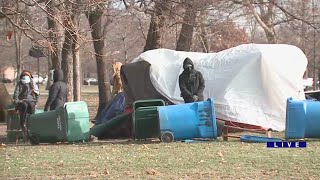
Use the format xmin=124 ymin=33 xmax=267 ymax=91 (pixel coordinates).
xmin=179 ymin=57 xmax=205 ymax=103
xmin=44 ymin=69 xmax=67 ymax=111
xmin=13 ymin=70 xmax=40 ymax=131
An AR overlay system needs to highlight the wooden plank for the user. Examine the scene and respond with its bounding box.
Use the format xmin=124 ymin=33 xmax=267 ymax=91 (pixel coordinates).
xmin=224 ymin=125 xmax=267 ymax=134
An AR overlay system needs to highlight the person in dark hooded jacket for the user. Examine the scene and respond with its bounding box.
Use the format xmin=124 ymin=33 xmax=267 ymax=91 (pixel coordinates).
xmin=44 ymin=69 xmax=67 ymax=111
xmin=179 ymin=57 xmax=205 ymax=103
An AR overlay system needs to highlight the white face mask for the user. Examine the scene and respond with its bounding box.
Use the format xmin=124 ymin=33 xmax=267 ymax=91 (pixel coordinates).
xmin=21 ymin=75 xmax=31 ymax=84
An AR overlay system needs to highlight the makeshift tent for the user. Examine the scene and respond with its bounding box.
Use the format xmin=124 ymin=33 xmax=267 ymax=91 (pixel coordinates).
xmin=92 ymin=92 xmax=132 ymax=139
xmin=121 ymin=44 xmax=307 ymax=131
xmin=95 ymin=92 xmax=126 ymax=125
xmin=120 ymin=61 xmax=170 ymax=105
xmin=0 ymin=83 xmax=13 ymax=122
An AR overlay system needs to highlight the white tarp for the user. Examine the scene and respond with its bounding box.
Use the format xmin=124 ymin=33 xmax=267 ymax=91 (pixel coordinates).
xmin=132 ymin=44 xmax=308 ymax=131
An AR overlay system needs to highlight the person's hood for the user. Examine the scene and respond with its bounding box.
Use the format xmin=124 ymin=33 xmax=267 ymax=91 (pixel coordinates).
xmin=183 ymin=57 xmax=194 ymax=69
xmin=53 ymin=69 xmax=64 ymax=82
xmin=19 ymin=70 xmax=33 ymax=79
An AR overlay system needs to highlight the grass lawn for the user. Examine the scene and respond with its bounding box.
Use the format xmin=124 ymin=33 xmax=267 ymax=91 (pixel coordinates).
xmin=1 ymin=84 xmax=320 ymax=179
xmin=1 ymin=139 xmax=320 ymax=179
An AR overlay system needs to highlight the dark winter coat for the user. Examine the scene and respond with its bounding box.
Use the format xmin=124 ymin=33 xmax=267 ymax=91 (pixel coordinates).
xmin=44 ymin=69 xmax=67 ymax=111
xmin=179 ymin=58 xmax=205 ymax=103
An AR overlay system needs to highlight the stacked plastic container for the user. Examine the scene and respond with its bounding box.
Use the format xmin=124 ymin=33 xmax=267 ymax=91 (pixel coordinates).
xmin=286 ymin=97 xmax=320 ymax=139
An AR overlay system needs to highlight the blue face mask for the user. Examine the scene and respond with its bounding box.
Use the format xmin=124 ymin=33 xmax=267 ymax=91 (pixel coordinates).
xmin=21 ymin=75 xmax=31 ymax=84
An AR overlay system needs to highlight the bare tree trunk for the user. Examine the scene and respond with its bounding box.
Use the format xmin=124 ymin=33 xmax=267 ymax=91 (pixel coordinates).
xmin=176 ymin=1 xmax=197 ymax=51
xmin=299 ymin=2 xmax=308 ymax=79
xmin=13 ymin=27 xmax=23 ymax=80
xmin=87 ymin=8 xmax=112 ymax=118
xmin=47 ymin=0 xmax=63 ymax=90
xmin=72 ymin=18 xmax=81 ymax=101
xmin=199 ymin=25 xmax=210 ymax=53
xmin=196 ymin=10 xmax=210 ymax=53
xmin=264 ymin=30 xmax=276 ymax=44
xmin=61 ymin=13 xmax=74 ymax=102
xmin=46 ymin=49 xmax=52 ymax=90
xmin=47 ymin=0 xmax=63 ymax=69
xmin=143 ymin=0 xmax=170 ymax=52
xmin=246 ymin=0 xmax=277 ymax=44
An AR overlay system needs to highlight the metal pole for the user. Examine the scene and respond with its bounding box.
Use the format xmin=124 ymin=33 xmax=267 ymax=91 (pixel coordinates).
xmin=312 ymin=0 xmax=317 ymax=90
xmin=37 ymin=57 xmax=40 ymax=85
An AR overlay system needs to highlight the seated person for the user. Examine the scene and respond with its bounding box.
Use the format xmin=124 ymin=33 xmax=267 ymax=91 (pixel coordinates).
xmin=13 ymin=70 xmax=39 ymax=130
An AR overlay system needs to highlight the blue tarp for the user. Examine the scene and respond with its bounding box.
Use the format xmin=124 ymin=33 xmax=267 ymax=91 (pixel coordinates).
xmin=95 ymin=92 xmax=126 ymax=125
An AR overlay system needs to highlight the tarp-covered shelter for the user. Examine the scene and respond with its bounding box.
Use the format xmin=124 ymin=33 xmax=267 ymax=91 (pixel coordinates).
xmin=121 ymin=44 xmax=308 ymax=131
xmin=120 ymin=61 xmax=170 ymax=105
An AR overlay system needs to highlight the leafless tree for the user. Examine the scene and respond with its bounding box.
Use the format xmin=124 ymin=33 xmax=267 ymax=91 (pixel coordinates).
xmin=175 ymin=0 xmax=197 ymax=51
xmin=143 ymin=0 xmax=172 ymax=51
xmin=46 ymin=0 xmax=64 ymax=70
xmin=87 ymin=5 xmax=113 ymax=116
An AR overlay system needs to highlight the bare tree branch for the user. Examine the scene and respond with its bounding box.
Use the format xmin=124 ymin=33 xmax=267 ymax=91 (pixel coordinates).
xmin=273 ymin=1 xmax=320 ymax=30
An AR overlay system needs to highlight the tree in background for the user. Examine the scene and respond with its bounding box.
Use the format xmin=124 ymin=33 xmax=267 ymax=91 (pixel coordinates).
xmin=87 ymin=4 xmax=113 ymax=117
xmin=175 ymin=0 xmax=197 ymax=51
xmin=143 ymin=0 xmax=172 ymax=51
xmin=193 ymin=20 xmax=249 ymax=52
xmin=46 ymin=0 xmax=64 ymax=70
xmin=2 ymin=0 xmax=320 ymax=116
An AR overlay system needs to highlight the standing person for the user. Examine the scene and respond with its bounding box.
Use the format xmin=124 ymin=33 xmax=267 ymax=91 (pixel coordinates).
xmin=44 ymin=69 xmax=67 ymax=111
xmin=179 ymin=57 xmax=205 ymax=103
xmin=13 ymin=70 xmax=40 ymax=131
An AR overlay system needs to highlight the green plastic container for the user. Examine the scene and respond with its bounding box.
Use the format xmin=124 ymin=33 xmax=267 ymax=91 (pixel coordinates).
xmin=6 ymin=108 xmax=44 ymax=142
xmin=28 ymin=101 xmax=90 ymax=145
xmin=133 ymin=99 xmax=165 ymax=139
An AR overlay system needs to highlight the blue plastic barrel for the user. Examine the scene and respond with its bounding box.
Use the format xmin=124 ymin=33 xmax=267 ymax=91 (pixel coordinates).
xmin=286 ymin=97 xmax=320 ymax=139
xmin=157 ymin=98 xmax=217 ymax=142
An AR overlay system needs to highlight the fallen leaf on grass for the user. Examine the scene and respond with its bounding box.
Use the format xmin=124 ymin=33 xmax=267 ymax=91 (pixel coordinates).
xmin=146 ymin=169 xmax=158 ymax=175
xmin=217 ymin=152 xmax=224 ymax=157
xmin=57 ymin=160 xmax=64 ymax=167
xmin=102 ymin=169 xmax=110 ymax=175
xmin=220 ymin=158 xmax=226 ymax=163
xmin=88 ymin=171 xmax=100 ymax=178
